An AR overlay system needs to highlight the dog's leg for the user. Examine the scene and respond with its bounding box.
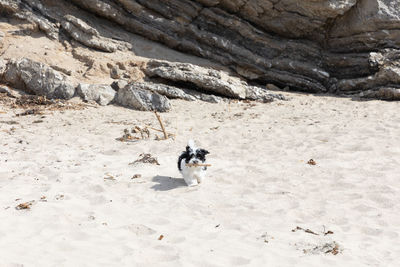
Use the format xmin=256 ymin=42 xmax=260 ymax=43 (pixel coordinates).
xmin=185 ymin=178 xmax=198 ymax=187
xmin=183 ymin=175 xmax=198 ymax=186
xmin=195 ymin=172 xmax=205 ymax=184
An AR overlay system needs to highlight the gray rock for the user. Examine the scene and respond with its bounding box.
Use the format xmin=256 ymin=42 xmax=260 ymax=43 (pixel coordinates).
xmin=266 ymin=84 xmax=281 ymax=91
xmin=146 ymin=60 xmax=247 ymax=99
xmin=246 ymin=86 xmax=286 ymax=102
xmin=110 ymin=66 xmax=122 ymax=79
xmin=1 ymin=58 xmax=76 ymax=99
xmin=77 ymin=83 xmax=116 ymax=105
xmin=0 ymin=31 xmax=4 ymax=48
xmin=333 ymin=49 xmax=400 ymax=95
xmin=0 ymin=85 xmax=25 ymax=98
xmin=4 ymin=0 xmax=400 ymax=100
xmin=111 ymin=79 xmax=128 ymax=91
xmin=133 ymin=82 xmax=197 ymax=101
xmin=61 ymin=15 xmax=132 ymax=53
xmin=0 ymin=59 xmax=7 ymax=78
xmin=360 ymin=87 xmax=400 ymax=100
xmin=116 ymin=84 xmax=171 ymax=112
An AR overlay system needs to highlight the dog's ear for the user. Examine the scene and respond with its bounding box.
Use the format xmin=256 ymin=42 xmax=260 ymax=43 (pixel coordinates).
xmin=186 ymin=145 xmax=192 ymax=153
xmin=199 ymin=149 xmax=209 ymax=156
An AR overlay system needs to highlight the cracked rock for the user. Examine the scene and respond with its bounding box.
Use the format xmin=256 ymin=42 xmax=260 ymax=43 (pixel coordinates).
xmin=116 ymin=84 xmax=171 ymax=112
xmin=77 ymin=83 xmax=116 ymax=105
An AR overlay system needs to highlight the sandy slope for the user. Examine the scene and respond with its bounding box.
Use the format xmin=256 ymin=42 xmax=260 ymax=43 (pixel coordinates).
xmin=0 ymin=93 xmax=399 ymax=266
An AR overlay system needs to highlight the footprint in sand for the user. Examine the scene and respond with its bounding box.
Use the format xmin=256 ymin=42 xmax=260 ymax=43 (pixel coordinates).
xmin=230 ymin=256 xmax=251 ymax=265
xmin=122 ymin=224 xmax=156 ymax=236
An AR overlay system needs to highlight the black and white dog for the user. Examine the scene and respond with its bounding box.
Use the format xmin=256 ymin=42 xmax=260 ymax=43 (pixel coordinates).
xmin=178 ymin=140 xmax=209 ymax=186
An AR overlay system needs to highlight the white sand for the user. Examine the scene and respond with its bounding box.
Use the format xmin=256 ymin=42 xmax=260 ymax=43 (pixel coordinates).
xmin=1 ymin=93 xmax=399 ymax=266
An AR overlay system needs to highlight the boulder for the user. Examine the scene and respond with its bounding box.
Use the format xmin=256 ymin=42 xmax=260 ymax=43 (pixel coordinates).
xmin=1 ymin=58 xmax=76 ymax=99
xmin=77 ymin=84 xmax=116 ymax=105
xmin=145 ymin=60 xmax=247 ymax=99
xmin=116 ymin=84 xmax=171 ymax=112
xmin=61 ymin=15 xmax=132 ymax=53
xmin=3 ymin=0 xmax=400 ymax=100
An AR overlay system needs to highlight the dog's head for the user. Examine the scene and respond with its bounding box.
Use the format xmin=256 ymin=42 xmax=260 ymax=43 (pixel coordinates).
xmin=178 ymin=140 xmax=209 ymax=170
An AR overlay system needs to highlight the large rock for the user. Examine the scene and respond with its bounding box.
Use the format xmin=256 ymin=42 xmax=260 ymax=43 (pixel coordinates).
xmin=2 ymin=0 xmax=400 ymax=100
xmin=145 ymin=60 xmax=284 ymax=102
xmin=116 ymin=84 xmax=171 ymax=112
xmin=332 ymin=49 xmax=400 ymax=97
xmin=77 ymin=83 xmax=116 ymax=105
xmin=1 ymin=58 xmax=76 ymax=99
xmin=132 ymin=82 xmax=197 ymax=101
xmin=145 ymin=60 xmax=247 ymax=99
xmin=61 ymin=15 xmax=132 ymax=53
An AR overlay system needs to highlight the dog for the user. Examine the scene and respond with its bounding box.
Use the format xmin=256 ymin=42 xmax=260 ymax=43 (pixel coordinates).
xmin=178 ymin=140 xmax=209 ymax=186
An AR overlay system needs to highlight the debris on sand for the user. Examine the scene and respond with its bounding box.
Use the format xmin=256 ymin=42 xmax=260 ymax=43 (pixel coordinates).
xmin=324 ymin=230 xmax=334 ymax=235
xmin=292 ymin=226 xmax=319 ymax=235
xmin=130 ymin=153 xmax=160 ymax=165
xmin=1 ymin=94 xmax=88 ymax=115
xmin=307 ymin=159 xmax=317 ymax=165
xmin=116 ymin=128 xmax=141 ymax=142
xmin=116 ymin=124 xmax=174 ymax=142
xmin=158 ymin=235 xmax=164 ymax=240
xmin=131 ymin=174 xmax=142 ymax=179
xmin=16 ymin=108 xmax=44 ymax=117
xmin=131 ymin=126 xmax=150 ymax=139
xmin=15 ymin=201 xmax=34 ymax=210
xmin=304 ymin=241 xmax=341 ymax=255
xmin=104 ymin=173 xmax=116 ymax=180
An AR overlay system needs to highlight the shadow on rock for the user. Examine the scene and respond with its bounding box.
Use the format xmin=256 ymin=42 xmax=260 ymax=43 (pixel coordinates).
xmin=151 ymin=175 xmax=186 ymax=191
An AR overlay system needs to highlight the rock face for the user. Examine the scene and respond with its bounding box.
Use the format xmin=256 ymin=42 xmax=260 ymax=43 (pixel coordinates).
xmin=145 ymin=60 xmax=284 ymax=102
xmin=1 ymin=58 xmax=76 ymax=99
xmin=116 ymin=84 xmax=171 ymax=112
xmin=77 ymin=84 xmax=116 ymax=105
xmin=61 ymin=15 xmax=132 ymax=53
xmin=1 ymin=0 xmax=400 ymax=100
xmin=146 ymin=60 xmax=247 ymax=99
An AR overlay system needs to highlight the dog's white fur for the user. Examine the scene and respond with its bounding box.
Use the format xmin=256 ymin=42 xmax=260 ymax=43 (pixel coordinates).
xmin=178 ymin=140 xmax=209 ymax=186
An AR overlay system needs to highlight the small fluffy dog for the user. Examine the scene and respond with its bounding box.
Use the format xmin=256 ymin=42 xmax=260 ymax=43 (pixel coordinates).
xmin=178 ymin=140 xmax=209 ymax=186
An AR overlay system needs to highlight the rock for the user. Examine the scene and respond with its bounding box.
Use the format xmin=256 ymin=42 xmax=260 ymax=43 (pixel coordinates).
xmin=266 ymin=84 xmax=281 ymax=91
xmin=360 ymin=87 xmax=400 ymax=100
xmin=146 ymin=60 xmax=284 ymax=102
xmin=132 ymin=82 xmax=197 ymax=101
xmin=61 ymin=15 xmax=132 ymax=53
xmin=246 ymin=86 xmax=286 ymax=103
xmin=3 ymin=0 xmax=400 ymax=100
xmin=1 ymin=58 xmax=76 ymax=99
xmin=111 ymin=79 xmax=128 ymax=91
xmin=0 ymin=85 xmax=24 ymax=98
xmin=0 ymin=31 xmax=4 ymax=49
xmin=110 ymin=66 xmax=122 ymax=79
xmin=194 ymin=92 xmax=223 ymax=103
xmin=333 ymin=49 xmax=400 ymax=95
xmin=116 ymin=84 xmax=171 ymax=112
xmin=77 ymin=84 xmax=116 ymax=105
xmin=146 ymin=60 xmax=247 ymax=99
xmin=329 ymin=0 xmax=400 ymax=52
xmin=0 ymin=59 xmax=7 ymax=77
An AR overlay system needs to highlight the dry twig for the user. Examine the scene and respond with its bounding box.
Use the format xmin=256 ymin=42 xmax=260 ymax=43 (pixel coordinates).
xmin=186 ymin=163 xmax=212 ymax=167
xmin=154 ymin=111 xmax=168 ymax=140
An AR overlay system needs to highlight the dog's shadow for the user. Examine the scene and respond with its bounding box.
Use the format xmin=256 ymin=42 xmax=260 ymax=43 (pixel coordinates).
xmin=151 ymin=175 xmax=187 ymax=191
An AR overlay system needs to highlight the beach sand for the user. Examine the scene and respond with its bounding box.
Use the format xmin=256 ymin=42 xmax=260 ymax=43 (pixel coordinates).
xmin=0 ymin=93 xmax=399 ymax=266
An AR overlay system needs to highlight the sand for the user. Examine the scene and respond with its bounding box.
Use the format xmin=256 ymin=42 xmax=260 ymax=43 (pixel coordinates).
xmin=0 ymin=92 xmax=399 ymax=266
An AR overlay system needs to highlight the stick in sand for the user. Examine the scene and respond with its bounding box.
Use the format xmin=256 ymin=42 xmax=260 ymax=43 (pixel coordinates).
xmin=186 ymin=163 xmax=212 ymax=167
xmin=154 ymin=111 xmax=168 ymax=140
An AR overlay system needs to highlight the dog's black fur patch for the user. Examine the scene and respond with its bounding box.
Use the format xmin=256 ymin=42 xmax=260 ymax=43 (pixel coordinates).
xmin=177 ymin=145 xmax=209 ymax=171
